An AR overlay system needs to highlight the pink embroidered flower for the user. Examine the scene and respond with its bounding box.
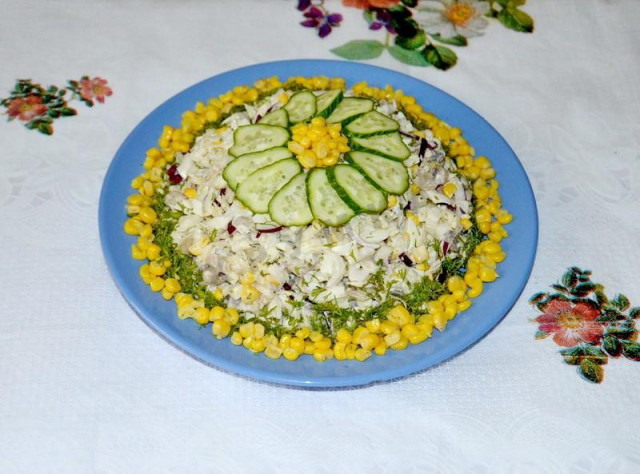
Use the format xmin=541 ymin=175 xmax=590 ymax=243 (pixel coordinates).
xmin=343 ymin=0 xmax=400 ymax=9
xmin=536 ymin=299 xmax=604 ymax=347
xmin=79 ymin=77 xmax=112 ymax=103
xmin=6 ymin=95 xmax=48 ymax=122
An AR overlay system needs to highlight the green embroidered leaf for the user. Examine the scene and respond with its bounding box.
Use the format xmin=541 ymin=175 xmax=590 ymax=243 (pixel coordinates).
xmin=597 ymin=310 xmax=619 ymax=323
xmin=498 ymin=7 xmax=534 ymax=33
xmin=629 ymin=307 xmax=640 ymax=319
xmin=606 ymin=325 xmax=636 ymax=340
xmin=535 ymin=300 xmax=548 ymax=312
xmin=395 ymin=29 xmax=426 ymax=50
xmin=570 ymin=282 xmax=596 ymax=297
xmin=388 ymin=45 xmax=430 ymax=66
xmin=603 ymin=335 xmax=622 ymax=357
xmin=422 ymin=44 xmax=458 ymax=70
xmin=535 ymin=330 xmax=550 ymax=340
xmin=559 ymin=346 xmax=584 ymax=365
xmin=400 ymin=0 xmax=418 ymax=7
xmin=579 ymin=359 xmax=604 ymax=383
xmin=562 ymin=270 xmax=578 ymax=288
xmin=393 ymin=18 xmax=420 ymax=38
xmin=595 ymin=289 xmax=608 ymax=306
xmin=584 ymin=346 xmax=608 ymax=365
xmin=37 ymin=122 xmax=53 ymax=135
xmin=48 ymin=109 xmax=61 ymax=118
xmin=622 ymin=341 xmax=640 ymax=361
xmin=431 ymin=34 xmax=468 ymax=47
xmin=611 ymin=294 xmax=630 ymax=311
xmin=529 ymin=292 xmax=547 ymax=304
xmin=388 ymin=4 xmax=412 ymax=19
xmin=331 ymin=40 xmax=386 ymax=60
xmin=363 ymin=10 xmax=374 ymax=24
xmin=551 ymin=283 xmax=568 ymax=293
xmin=60 ymin=107 xmax=77 ymax=117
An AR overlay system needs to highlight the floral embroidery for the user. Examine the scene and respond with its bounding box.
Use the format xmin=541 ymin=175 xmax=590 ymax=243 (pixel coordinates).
xmin=530 ymin=267 xmax=640 ymax=384
xmin=1 ymin=76 xmax=112 ymax=135
xmin=297 ymin=0 xmax=534 ymax=70
xmin=297 ymin=0 xmax=343 ymax=38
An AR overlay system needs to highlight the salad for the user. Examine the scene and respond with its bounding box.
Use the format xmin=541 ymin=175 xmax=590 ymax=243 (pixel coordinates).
xmin=124 ymin=76 xmax=511 ymax=362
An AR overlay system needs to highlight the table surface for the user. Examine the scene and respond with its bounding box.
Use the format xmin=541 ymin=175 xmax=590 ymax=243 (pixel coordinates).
xmin=1 ymin=1 xmax=639 ymax=472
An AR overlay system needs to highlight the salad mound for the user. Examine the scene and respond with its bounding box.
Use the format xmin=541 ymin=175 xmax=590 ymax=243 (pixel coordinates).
xmin=124 ymin=76 xmax=512 ymax=362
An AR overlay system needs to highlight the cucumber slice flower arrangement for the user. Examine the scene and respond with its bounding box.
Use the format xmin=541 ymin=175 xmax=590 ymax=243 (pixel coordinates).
xmin=224 ymin=90 xmax=411 ymax=228
xmin=123 ymin=76 xmax=512 ymax=363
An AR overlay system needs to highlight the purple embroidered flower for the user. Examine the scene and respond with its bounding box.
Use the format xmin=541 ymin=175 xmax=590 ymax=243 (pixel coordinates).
xmin=297 ymin=0 xmax=342 ymax=38
xmin=367 ymin=8 xmax=395 ymax=33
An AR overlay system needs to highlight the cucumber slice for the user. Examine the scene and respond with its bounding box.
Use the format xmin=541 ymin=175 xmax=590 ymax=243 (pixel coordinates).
xmin=326 ymin=97 xmax=374 ymax=124
xmin=307 ymin=168 xmax=355 ymax=226
xmin=284 ymin=91 xmax=317 ymax=123
xmin=345 ymin=110 xmax=399 ymax=137
xmin=328 ymin=165 xmax=387 ymax=214
xmin=350 ymin=132 xmax=411 ymax=161
xmin=229 ymin=124 xmax=289 ymax=157
xmin=235 ymin=159 xmax=302 ymax=213
xmin=222 ymin=147 xmax=293 ymax=190
xmin=315 ymin=90 xmax=343 ymax=119
xmin=259 ymin=108 xmax=288 ymax=127
xmin=347 ymin=151 xmax=409 ymax=195
xmin=268 ymin=173 xmax=313 ymax=226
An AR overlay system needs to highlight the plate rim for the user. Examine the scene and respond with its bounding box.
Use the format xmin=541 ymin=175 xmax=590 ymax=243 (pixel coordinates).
xmin=99 ymin=59 xmax=538 ymax=388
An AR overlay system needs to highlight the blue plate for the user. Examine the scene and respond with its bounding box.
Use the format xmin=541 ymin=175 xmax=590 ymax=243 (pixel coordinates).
xmin=99 ymin=60 xmax=538 ymax=388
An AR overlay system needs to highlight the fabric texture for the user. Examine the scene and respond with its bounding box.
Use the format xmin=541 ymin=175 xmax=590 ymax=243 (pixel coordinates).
xmin=1 ymin=1 xmax=639 ymax=472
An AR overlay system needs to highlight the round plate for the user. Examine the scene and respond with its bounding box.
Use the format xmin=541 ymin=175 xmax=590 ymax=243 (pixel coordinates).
xmin=99 ymin=60 xmax=538 ymax=388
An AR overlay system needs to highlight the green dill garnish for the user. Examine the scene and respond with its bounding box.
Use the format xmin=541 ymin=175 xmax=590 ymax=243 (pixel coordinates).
xmin=440 ymin=220 xmax=483 ymax=279
xmin=151 ymin=192 xmax=224 ymax=306
xmin=400 ymin=278 xmax=446 ymax=314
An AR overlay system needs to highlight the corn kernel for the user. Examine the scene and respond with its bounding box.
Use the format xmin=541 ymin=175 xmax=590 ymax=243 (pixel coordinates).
xmin=194 ymin=307 xmax=210 ymax=325
xmin=355 ymin=348 xmax=372 ymax=362
xmin=295 ymin=327 xmax=310 ymax=340
xmin=146 ymin=244 xmax=161 ymax=261
xmin=208 ymin=306 xmax=225 ymax=322
xmin=241 ymin=285 xmax=260 ymax=304
xmin=212 ymin=320 xmax=231 ymax=339
xmin=161 ymin=288 xmax=174 ymax=300
xmin=374 ymin=341 xmax=387 ymax=356
xmin=290 ymin=337 xmax=305 ymax=353
xmin=265 ymin=345 xmax=282 ymax=359
xmin=184 ymin=188 xmax=197 ymax=199
xmin=131 ymin=245 xmax=147 ymax=260
xmin=150 ymin=277 xmax=164 ymax=292
xmin=283 ymin=347 xmax=300 ymax=361
xmin=225 ymin=307 xmax=239 ymax=324
xmin=336 ymin=328 xmax=352 ymax=344
xmin=387 ymin=305 xmax=413 ymax=327
xmin=365 ymin=319 xmax=381 ymax=334
xmin=442 ymin=182 xmax=457 ymax=199
xmin=390 ymin=336 xmax=409 ymax=351
xmin=228 ymin=332 xmax=242 ymax=346
xmin=164 ymin=278 xmax=181 ymax=293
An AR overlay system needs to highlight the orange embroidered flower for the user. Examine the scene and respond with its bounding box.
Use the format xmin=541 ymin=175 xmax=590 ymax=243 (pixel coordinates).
xmin=343 ymin=0 xmax=400 ymax=9
xmin=6 ymin=95 xmax=48 ymax=122
xmin=79 ymin=77 xmax=113 ymax=104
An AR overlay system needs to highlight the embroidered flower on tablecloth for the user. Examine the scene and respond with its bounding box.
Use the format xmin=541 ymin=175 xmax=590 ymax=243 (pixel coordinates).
xmin=343 ymin=0 xmax=400 ymax=9
xmin=78 ymin=77 xmax=113 ymax=104
xmin=531 ymin=267 xmax=640 ymax=384
xmin=6 ymin=95 xmax=48 ymax=122
xmin=1 ymin=76 xmax=111 ymax=135
xmin=295 ymin=0 xmax=535 ymax=70
xmin=535 ymin=299 xmax=604 ymax=347
xmin=297 ymin=0 xmax=343 ymax=37
xmin=413 ymin=0 xmax=490 ymax=39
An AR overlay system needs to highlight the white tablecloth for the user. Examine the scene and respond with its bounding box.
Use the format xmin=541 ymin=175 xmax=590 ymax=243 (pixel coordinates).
xmin=2 ymin=1 xmax=639 ymax=472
